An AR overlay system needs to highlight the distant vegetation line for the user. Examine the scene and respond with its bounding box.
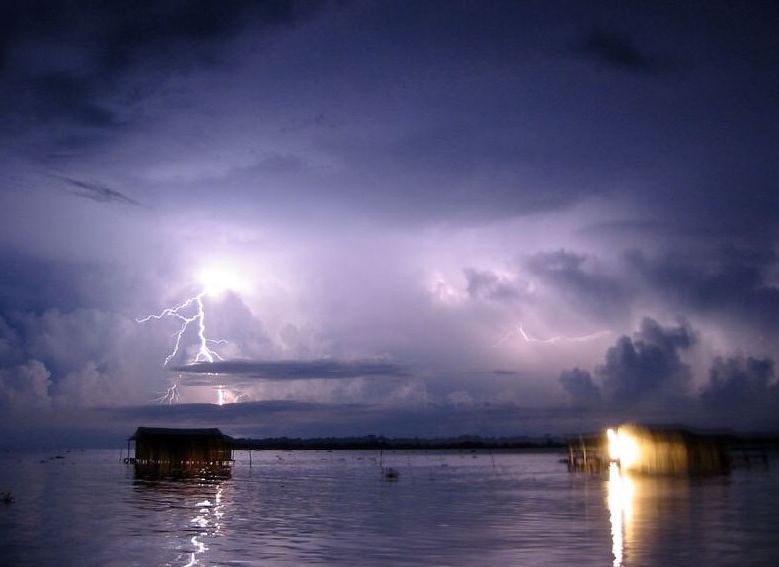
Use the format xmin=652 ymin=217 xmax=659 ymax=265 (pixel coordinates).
xmin=229 ymin=431 xmax=779 ymax=452
xmin=230 ymin=435 xmax=566 ymax=451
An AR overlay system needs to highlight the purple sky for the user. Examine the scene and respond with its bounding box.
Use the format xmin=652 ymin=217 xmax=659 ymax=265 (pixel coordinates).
xmin=1 ymin=1 xmax=778 ymax=447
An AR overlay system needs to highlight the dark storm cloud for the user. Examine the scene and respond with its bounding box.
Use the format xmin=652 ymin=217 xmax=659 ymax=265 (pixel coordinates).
xmin=58 ymin=177 xmax=140 ymax=207
xmin=0 ymin=359 xmax=50 ymax=409
xmin=0 ymin=0 xmax=301 ymax=74
xmin=0 ymin=303 xmax=169 ymax=410
xmin=628 ymin=250 xmax=779 ymax=337
xmin=2 ymin=0 xmax=779 ymax=437
xmin=599 ymin=318 xmax=695 ymax=404
xmin=559 ymin=367 xmax=600 ymax=407
xmin=560 ymin=318 xmax=696 ymax=406
xmin=173 ymin=359 xmax=408 ymax=381
xmin=0 ymin=0 xmax=309 ymax=140
xmin=700 ymin=356 xmax=779 ymax=414
xmin=570 ymin=26 xmax=659 ymax=74
xmin=4 ymin=0 xmax=776 ymax=226
xmin=554 ymin=317 xmax=779 ymax=428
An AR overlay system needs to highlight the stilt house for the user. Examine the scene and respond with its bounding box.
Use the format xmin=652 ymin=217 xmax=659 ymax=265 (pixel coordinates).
xmin=128 ymin=427 xmax=233 ymax=477
xmin=566 ymin=424 xmax=730 ymax=475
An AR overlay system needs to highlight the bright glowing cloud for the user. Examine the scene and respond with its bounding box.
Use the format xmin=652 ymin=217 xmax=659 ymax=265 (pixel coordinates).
xmin=196 ymin=264 xmax=249 ymax=297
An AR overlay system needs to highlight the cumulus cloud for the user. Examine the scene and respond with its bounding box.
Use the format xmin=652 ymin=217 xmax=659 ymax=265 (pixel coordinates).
xmin=628 ymin=249 xmax=779 ymax=341
xmin=559 ymin=317 xmax=696 ymax=406
xmin=0 ymin=305 xmax=176 ymax=407
xmin=599 ymin=317 xmax=695 ymax=404
xmin=194 ymin=292 xmax=275 ymax=361
xmin=0 ymin=359 xmax=52 ymax=409
xmin=557 ymin=318 xmax=779 ymax=429
xmin=701 ymin=356 xmax=779 ymax=414
xmin=54 ymin=360 xmax=128 ymax=407
xmin=559 ymin=367 xmax=600 ymax=407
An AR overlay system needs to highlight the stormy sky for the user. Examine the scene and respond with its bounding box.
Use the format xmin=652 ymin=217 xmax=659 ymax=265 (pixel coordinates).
xmin=1 ymin=0 xmax=778 ymax=447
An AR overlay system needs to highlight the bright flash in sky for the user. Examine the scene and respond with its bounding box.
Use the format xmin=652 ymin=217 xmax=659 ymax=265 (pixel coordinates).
xmin=196 ymin=264 xmax=247 ymax=297
xmin=138 ymin=263 xmax=252 ymax=405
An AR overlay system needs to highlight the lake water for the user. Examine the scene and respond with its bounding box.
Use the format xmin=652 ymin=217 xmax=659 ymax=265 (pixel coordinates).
xmin=1 ymin=449 xmax=777 ymax=566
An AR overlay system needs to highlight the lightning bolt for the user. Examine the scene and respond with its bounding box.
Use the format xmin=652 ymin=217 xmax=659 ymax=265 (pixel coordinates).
xmin=493 ymin=322 xmax=610 ymax=347
xmin=152 ymin=379 xmax=181 ymax=405
xmin=138 ymin=288 xmax=230 ymax=405
xmin=215 ymin=384 xmax=250 ymax=406
xmin=137 ymin=291 xmax=224 ymax=366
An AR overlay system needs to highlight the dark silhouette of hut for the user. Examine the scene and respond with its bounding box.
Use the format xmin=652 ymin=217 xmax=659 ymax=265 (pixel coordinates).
xmin=127 ymin=427 xmax=233 ymax=477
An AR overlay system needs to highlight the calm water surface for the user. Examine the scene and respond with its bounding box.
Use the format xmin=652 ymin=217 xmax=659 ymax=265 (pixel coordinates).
xmin=1 ymin=449 xmax=777 ymax=566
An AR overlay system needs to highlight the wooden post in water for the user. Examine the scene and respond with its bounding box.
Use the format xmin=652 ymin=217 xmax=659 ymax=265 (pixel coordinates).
xmin=580 ymin=435 xmax=588 ymax=470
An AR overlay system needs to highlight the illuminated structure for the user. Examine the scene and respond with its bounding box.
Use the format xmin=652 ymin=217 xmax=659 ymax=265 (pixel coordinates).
xmin=606 ymin=424 xmax=730 ymax=476
xmin=566 ymin=424 xmax=730 ymax=475
xmin=599 ymin=425 xmax=730 ymax=566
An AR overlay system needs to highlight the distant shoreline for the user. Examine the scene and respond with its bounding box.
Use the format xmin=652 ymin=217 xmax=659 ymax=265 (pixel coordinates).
xmin=230 ymin=432 xmax=779 ymax=452
xmin=230 ymin=436 xmax=566 ymax=451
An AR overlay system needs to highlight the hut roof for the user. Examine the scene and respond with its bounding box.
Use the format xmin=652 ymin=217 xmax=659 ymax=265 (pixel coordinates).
xmin=130 ymin=427 xmax=230 ymax=441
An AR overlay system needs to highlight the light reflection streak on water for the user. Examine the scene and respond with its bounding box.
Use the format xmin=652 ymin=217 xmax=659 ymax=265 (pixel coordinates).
xmin=183 ymin=483 xmax=225 ymax=567
xmin=608 ymin=463 xmax=634 ymax=567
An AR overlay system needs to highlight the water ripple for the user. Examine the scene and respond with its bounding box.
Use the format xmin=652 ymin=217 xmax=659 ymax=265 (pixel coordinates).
xmin=0 ymin=450 xmax=777 ymax=565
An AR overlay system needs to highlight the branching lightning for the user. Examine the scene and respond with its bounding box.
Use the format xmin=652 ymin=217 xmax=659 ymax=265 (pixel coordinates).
xmin=153 ymin=377 xmax=181 ymax=404
xmin=493 ymin=322 xmax=610 ymax=347
xmin=138 ymin=271 xmax=240 ymax=404
xmin=137 ymin=291 xmax=225 ymax=366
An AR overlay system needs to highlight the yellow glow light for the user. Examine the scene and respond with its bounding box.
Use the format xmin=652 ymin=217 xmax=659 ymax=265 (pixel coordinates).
xmin=607 ymin=426 xmax=640 ymax=469
xmin=607 ymin=428 xmax=619 ymax=460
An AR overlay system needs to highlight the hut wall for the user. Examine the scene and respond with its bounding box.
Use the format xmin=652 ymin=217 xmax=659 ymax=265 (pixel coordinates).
xmin=132 ymin=429 xmax=232 ymax=476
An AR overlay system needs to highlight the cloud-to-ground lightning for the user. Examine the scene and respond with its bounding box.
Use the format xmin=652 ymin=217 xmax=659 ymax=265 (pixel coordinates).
xmin=138 ymin=266 xmax=246 ymax=404
xmin=493 ymin=322 xmax=610 ymax=347
xmin=153 ymin=377 xmax=181 ymax=405
xmin=137 ymin=292 xmax=224 ymax=366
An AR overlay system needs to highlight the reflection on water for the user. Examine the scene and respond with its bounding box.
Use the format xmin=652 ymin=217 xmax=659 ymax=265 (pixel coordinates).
xmin=0 ymin=450 xmax=777 ymax=566
xmin=608 ymin=463 xmax=634 ymax=566
xmin=183 ymin=483 xmax=224 ymax=567
xmin=132 ymin=476 xmax=230 ymax=566
xmin=607 ymin=462 xmax=729 ymax=566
